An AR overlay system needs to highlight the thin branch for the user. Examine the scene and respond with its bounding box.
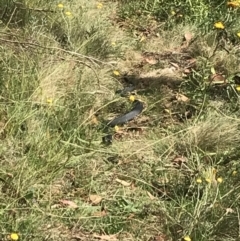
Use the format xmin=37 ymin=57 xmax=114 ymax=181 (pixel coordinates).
xmin=6 ymin=6 xmax=17 ymax=28
xmin=0 ymin=37 xmax=114 ymax=86
xmin=0 ymin=37 xmax=115 ymax=87
xmin=58 ymin=56 xmax=100 ymax=86
xmin=0 ymin=37 xmax=113 ymax=66
xmin=18 ymin=7 xmax=56 ymax=13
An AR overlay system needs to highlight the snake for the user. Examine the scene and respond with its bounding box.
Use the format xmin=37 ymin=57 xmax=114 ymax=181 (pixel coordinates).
xmin=102 ymin=87 xmax=144 ymax=144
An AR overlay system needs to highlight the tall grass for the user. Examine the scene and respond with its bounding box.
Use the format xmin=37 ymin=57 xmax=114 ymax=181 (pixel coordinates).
xmin=0 ymin=0 xmax=240 ymax=240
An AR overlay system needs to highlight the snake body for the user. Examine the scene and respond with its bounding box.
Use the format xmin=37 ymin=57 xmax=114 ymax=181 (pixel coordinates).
xmin=107 ymin=100 xmax=144 ymax=127
xmin=102 ymin=98 xmax=144 ymax=144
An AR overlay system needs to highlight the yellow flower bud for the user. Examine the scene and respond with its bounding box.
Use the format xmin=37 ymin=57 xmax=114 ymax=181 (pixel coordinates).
xmin=217 ymin=177 xmax=223 ymax=183
xmin=114 ymin=125 xmax=120 ymax=132
xmin=65 ymin=11 xmax=72 ymax=16
xmin=113 ymin=70 xmax=120 ymax=76
xmin=205 ymin=178 xmax=211 ymax=183
xmin=57 ymin=3 xmax=64 ymax=8
xmin=183 ymin=235 xmax=191 ymax=241
xmin=232 ymin=170 xmax=237 ymax=176
xmin=10 ymin=233 xmax=19 ymax=241
xmin=196 ymin=178 xmax=202 ymax=184
xmin=214 ymin=22 xmax=225 ymax=29
xmin=129 ymin=95 xmax=135 ymax=102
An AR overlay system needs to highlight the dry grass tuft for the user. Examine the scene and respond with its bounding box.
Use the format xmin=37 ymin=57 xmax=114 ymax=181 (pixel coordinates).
xmin=144 ymin=24 xmax=197 ymax=53
xmin=32 ymin=57 xmax=78 ymax=103
xmin=178 ymin=113 xmax=240 ymax=153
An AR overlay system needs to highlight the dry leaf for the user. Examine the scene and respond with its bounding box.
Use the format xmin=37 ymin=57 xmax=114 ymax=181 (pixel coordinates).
xmin=184 ymin=68 xmax=191 ymax=74
xmin=172 ymin=156 xmax=187 ymax=166
xmin=51 ymin=204 xmax=61 ymax=209
xmin=127 ymin=213 xmax=135 ymax=219
xmin=89 ymin=195 xmax=102 ymax=205
xmin=59 ymin=199 xmax=78 ymax=208
xmin=130 ymin=182 xmax=136 ymax=190
xmin=170 ymin=62 xmax=180 ymax=69
xmin=145 ymin=57 xmax=158 ymax=65
xmin=147 ymin=191 xmax=156 ymax=200
xmin=227 ymin=1 xmax=240 ymax=8
xmin=226 ymin=208 xmax=234 ymax=214
xmin=209 ymin=74 xmax=226 ymax=85
xmin=6 ymin=172 xmax=14 ymax=178
xmin=91 ymin=116 xmax=98 ymax=125
xmin=93 ymin=234 xmax=118 ymax=240
xmin=72 ymin=233 xmax=87 ymax=240
xmin=186 ymin=58 xmax=197 ymax=69
xmin=116 ymin=178 xmax=131 ymax=187
xmin=92 ymin=210 xmax=107 ymax=217
xmin=154 ymin=235 xmax=167 ymax=241
xmin=176 ymin=93 xmax=189 ymax=102
xmin=187 ymin=58 xmax=197 ymax=64
xmin=184 ymin=32 xmax=193 ymax=42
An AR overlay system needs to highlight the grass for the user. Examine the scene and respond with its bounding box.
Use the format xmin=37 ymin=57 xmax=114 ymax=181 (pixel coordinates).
xmin=0 ymin=0 xmax=240 ymax=240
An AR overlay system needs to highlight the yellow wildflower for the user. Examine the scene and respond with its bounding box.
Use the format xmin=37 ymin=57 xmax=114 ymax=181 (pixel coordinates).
xmin=97 ymin=2 xmax=103 ymax=9
xmin=232 ymin=170 xmax=237 ymax=176
xmin=111 ymin=42 xmax=116 ymax=46
xmin=113 ymin=70 xmax=120 ymax=76
xmin=10 ymin=233 xmax=19 ymax=241
xmin=183 ymin=235 xmax=191 ymax=241
xmin=227 ymin=1 xmax=240 ymax=7
xmin=196 ymin=178 xmax=202 ymax=184
xmin=129 ymin=95 xmax=135 ymax=102
xmin=171 ymin=10 xmax=176 ymax=15
xmin=114 ymin=125 xmax=120 ymax=132
xmin=205 ymin=178 xmax=211 ymax=183
xmin=46 ymin=98 xmax=53 ymax=105
xmin=65 ymin=11 xmax=72 ymax=16
xmin=237 ymin=32 xmax=240 ymax=38
xmin=236 ymin=86 xmax=240 ymax=92
xmin=57 ymin=3 xmax=64 ymax=8
xmin=217 ymin=177 xmax=223 ymax=183
xmin=214 ymin=22 xmax=225 ymax=29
